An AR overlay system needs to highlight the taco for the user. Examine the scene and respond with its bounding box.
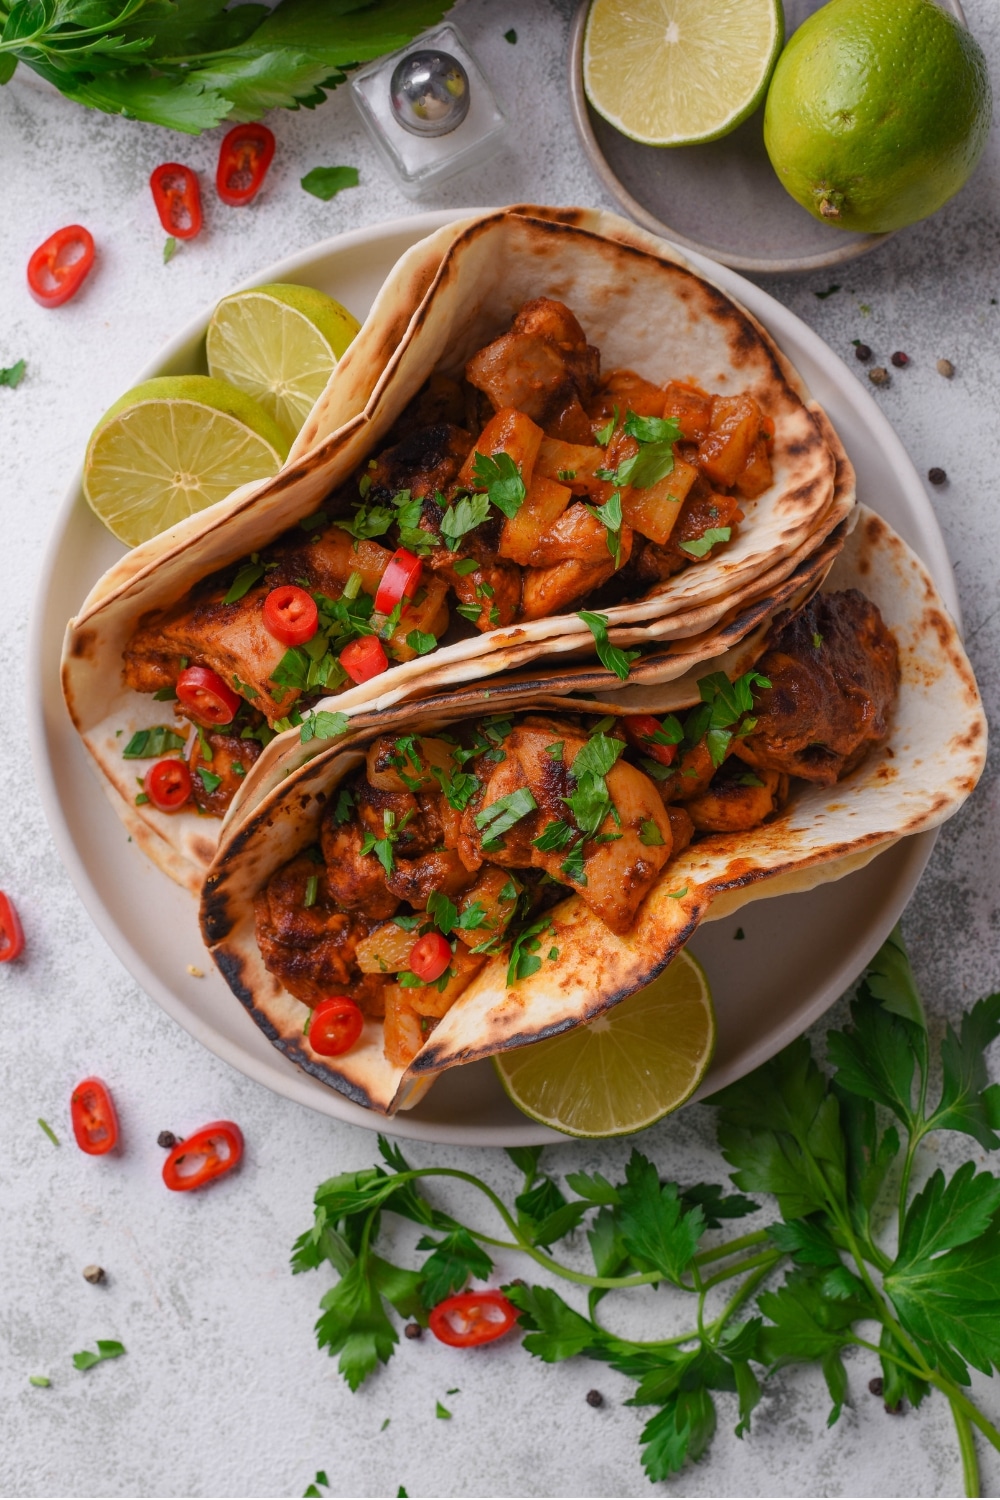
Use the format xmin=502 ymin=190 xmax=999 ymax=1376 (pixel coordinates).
xmin=62 ymin=206 xmax=848 ymax=893
xmin=199 ymin=510 xmax=986 ymax=1117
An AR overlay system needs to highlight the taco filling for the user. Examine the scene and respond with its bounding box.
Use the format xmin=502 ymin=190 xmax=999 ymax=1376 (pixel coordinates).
xmin=120 ymin=297 xmax=778 ymax=816
xmin=251 ymin=589 xmax=898 ymax=1069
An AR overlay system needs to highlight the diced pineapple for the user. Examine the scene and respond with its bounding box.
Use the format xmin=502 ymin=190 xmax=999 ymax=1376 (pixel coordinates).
xmin=366 ymin=733 xmax=458 ymax=794
xmin=697 ymin=395 xmax=762 ymax=488
xmin=355 ymin=920 xmax=417 ymax=974
xmin=662 ymin=381 xmax=713 ymax=442
xmin=499 ymin=475 xmax=572 ymax=564
xmin=458 ymin=407 xmax=544 ymax=490
xmin=620 ymin=457 xmax=699 ymax=545
xmin=534 ymin=438 xmax=607 ymax=496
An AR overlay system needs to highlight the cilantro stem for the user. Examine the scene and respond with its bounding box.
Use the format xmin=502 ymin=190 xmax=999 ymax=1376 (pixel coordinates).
xmin=853 ymin=1335 xmax=1000 ymax=1460
xmin=950 ymin=1398 xmax=981 ymax=1499
xmin=694 ymin=1229 xmax=772 ymax=1266
xmin=699 ymin=1249 xmax=783 ymax=1294
xmin=709 ymin=1260 xmax=779 ymax=1335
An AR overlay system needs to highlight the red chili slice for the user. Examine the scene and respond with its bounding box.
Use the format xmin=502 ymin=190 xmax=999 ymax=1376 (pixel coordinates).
xmin=144 ymin=758 xmax=192 ymax=812
xmin=374 ymin=548 xmax=423 ymax=616
xmin=216 ymin=123 xmax=276 ymax=207
xmin=0 ymin=892 xmax=24 ymax=962
xmin=429 ymin=1291 xmax=518 ymax=1348
xmin=409 ymin=931 xmax=452 ymax=983
xmin=176 ymin=665 xmax=241 ymax=725
xmin=307 ymin=996 xmax=364 ymax=1057
xmin=340 ymin=635 xmax=388 ymax=685
xmin=162 ymin=1121 xmax=243 ymax=1191
xmin=71 ymin=1077 xmax=119 ymax=1156
xmin=624 ymin=714 xmax=678 ymax=768
xmin=263 ymin=585 xmax=319 ymax=646
xmin=27 ymin=225 xmax=95 ymax=308
xmin=149 ymin=163 xmax=203 ymax=240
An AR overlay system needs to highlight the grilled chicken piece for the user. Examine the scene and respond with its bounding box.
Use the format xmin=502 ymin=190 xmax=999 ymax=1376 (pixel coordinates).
xmin=733 ymin=591 xmax=900 ymax=786
xmin=459 ymin=719 xmax=674 ymax=933
xmin=253 ymin=853 xmax=386 ymax=1008
xmin=319 ymin=817 xmax=400 ymax=920
xmin=515 ymin=502 xmax=631 ymax=570
xmin=465 ymin=298 xmax=600 ymax=438
xmin=634 ymin=483 xmax=744 ymax=583
xmin=665 ymin=804 xmax=695 ymax=856
xmin=365 ymin=423 xmax=472 ymax=502
xmin=587 ymin=368 xmax=667 ymax=423
xmin=659 ymin=740 xmax=724 ymax=804
xmin=431 ymin=545 xmax=522 ymax=630
xmin=684 ymin=765 xmax=789 ymax=833
xmin=520 ymin=554 xmax=624 ymax=621
xmin=354 ymin=778 xmax=475 ymax=907
xmin=189 ymin=729 xmax=261 ymax=817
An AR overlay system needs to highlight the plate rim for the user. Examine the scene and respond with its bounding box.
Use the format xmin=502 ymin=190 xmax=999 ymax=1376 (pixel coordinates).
xmin=28 ymin=207 xmax=954 ymax=1144
xmin=567 ymin=0 xmax=966 ymax=276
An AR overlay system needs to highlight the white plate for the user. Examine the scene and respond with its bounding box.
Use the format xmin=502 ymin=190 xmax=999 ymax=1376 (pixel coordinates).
xmin=28 ymin=210 xmax=956 ymax=1145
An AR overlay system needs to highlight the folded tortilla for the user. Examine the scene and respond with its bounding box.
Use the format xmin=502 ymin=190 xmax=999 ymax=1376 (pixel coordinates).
xmin=63 ymin=205 xmax=846 ymax=891
xmin=200 ymin=509 xmax=986 ymax=1115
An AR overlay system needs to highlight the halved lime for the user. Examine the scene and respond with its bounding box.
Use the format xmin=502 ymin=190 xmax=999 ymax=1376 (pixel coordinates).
xmin=83 ymin=375 xmax=289 ymax=548
xmin=583 ymin=0 xmax=784 ymax=147
xmin=494 ymin=949 xmax=715 ymax=1137
xmin=206 ymin=283 xmax=361 ymax=442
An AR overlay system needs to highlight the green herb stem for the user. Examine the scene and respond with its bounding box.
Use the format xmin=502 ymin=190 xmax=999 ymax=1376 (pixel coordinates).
xmin=694 ymin=1229 xmax=772 ymax=1266
xmin=950 ymin=1397 xmax=982 ymax=1499
xmin=699 ymin=1249 xmax=783 ymax=1294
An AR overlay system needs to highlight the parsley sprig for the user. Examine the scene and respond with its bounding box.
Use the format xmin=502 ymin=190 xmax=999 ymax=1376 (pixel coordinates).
xmin=292 ymin=930 xmax=1000 ymax=1494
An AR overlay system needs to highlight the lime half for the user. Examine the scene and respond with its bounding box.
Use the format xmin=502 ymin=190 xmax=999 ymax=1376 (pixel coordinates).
xmin=494 ymin=949 xmax=715 ymax=1137
xmin=84 ymin=375 xmax=289 ymax=547
xmin=206 ymin=283 xmax=361 ymax=442
xmin=583 ymin=0 xmax=784 ymax=147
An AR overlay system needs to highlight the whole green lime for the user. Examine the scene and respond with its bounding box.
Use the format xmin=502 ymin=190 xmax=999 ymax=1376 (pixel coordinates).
xmin=763 ymin=0 xmax=992 ymax=233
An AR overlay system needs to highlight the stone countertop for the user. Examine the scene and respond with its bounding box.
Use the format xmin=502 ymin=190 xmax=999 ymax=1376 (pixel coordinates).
xmin=2 ymin=2 xmax=999 ymax=1496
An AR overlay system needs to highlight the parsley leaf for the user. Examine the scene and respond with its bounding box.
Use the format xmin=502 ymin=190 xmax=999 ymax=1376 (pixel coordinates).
xmin=417 ymin=1228 xmax=493 ymax=1307
xmin=405 ymin=629 xmax=437 ymax=656
xmin=0 ymin=358 xmax=26 ymax=388
xmin=440 ymin=491 xmax=490 ymax=549
xmin=301 ymin=165 xmax=360 ymax=201
xmin=471 ymin=451 xmax=526 ymax=519
xmin=425 ymin=890 xmax=458 ymax=937
xmin=299 ymin=710 xmax=350 ymax=745
xmin=577 ymin=610 xmax=640 ymax=683
xmin=680 ymin=527 xmax=732 ymax=559
xmin=196 ymin=767 xmax=223 ymax=797
xmin=639 ymin=818 xmax=665 ymax=846
xmin=474 ymin=788 xmax=537 ymax=852
xmin=72 ymin=1341 xmax=125 ymax=1372
xmin=122 ymin=726 xmax=186 ymax=759
xmin=224 ymin=561 xmax=265 ymax=604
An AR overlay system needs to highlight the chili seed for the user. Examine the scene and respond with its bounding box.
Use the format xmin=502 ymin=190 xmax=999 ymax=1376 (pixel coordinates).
xmin=586 ymin=1389 xmax=604 ymax=1408
xmin=928 ymin=467 xmax=948 ymax=486
xmin=157 ymin=1131 xmax=178 ymax=1149
xmin=937 ymin=358 xmax=955 ymax=378
xmin=869 ymin=1377 xmax=884 ymax=1397
xmin=890 ymin=350 xmax=910 ymax=367
xmin=82 ymin=1265 xmax=105 ymax=1284
xmin=404 ymin=1322 xmax=423 ymax=1340
xmin=868 ymin=367 xmax=890 ymax=387
xmin=854 ymin=342 xmax=872 ymax=362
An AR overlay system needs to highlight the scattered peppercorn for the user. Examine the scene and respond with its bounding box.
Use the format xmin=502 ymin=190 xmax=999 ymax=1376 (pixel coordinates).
xmin=928 ymin=467 xmax=947 ymax=486
xmin=869 ymin=1377 xmax=884 ymax=1396
xmin=82 ymin=1265 xmax=105 ymax=1284
xmin=586 ymin=1390 xmax=604 ymax=1408
xmin=404 ymin=1322 xmax=423 ymax=1340
xmin=936 ymin=358 xmax=955 ymax=378
xmin=157 ymin=1131 xmax=178 ymax=1149
xmin=507 ymin=1278 xmax=527 ymax=1289
xmin=868 ymin=367 xmax=890 ymax=387
xmin=854 ymin=342 xmax=872 ymax=362
xmin=890 ymin=351 xmax=909 ymax=367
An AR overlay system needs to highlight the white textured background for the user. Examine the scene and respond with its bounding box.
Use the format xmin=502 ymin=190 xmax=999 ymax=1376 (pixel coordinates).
xmin=2 ymin=2 xmax=999 ymax=1496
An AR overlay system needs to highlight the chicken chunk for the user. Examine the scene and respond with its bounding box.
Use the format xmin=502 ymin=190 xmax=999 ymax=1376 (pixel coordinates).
xmin=683 ymin=765 xmax=789 ymax=833
xmin=189 ymin=729 xmax=261 ymax=817
xmin=733 ymin=591 xmax=900 ymax=785
xmin=319 ymin=817 xmax=400 ymax=920
xmin=465 ymin=298 xmax=600 ymax=437
xmin=253 ymin=853 xmax=385 ymax=1006
xmin=365 ymin=423 xmax=472 ymax=502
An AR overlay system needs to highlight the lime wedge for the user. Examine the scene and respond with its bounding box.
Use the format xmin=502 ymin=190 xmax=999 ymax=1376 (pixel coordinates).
xmin=84 ymin=375 xmax=289 ymax=547
xmin=206 ymin=283 xmax=361 ymax=442
xmin=583 ymin=0 xmax=784 ymax=147
xmin=494 ymin=949 xmax=715 ymax=1137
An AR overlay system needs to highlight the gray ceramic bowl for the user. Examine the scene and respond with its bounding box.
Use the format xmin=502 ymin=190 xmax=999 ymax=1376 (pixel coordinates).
xmin=568 ymin=0 xmax=968 ymax=274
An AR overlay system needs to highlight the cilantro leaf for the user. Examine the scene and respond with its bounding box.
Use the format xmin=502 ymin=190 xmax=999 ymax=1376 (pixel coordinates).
xmin=440 ymin=491 xmax=490 ymax=549
xmin=639 ymin=818 xmax=665 ymax=846
xmin=614 ymin=1150 xmax=704 ymax=1285
xmin=405 ymin=629 xmax=437 ymax=656
xmin=472 ymin=450 xmax=526 ymax=519
xmin=577 ymin=610 xmax=640 ymax=683
xmin=416 ymin=1227 xmax=493 ymax=1307
xmin=425 ymin=890 xmax=457 ymax=937
xmin=122 ymin=726 xmax=186 ymax=759
xmin=224 ymin=561 xmax=265 ymax=604
xmin=474 ymin=788 xmax=537 ymax=851
xmin=301 ymin=165 xmax=359 ymax=201
xmin=299 ymin=710 xmax=350 ymax=745
xmin=196 ymin=767 xmax=223 ymax=797
xmin=0 ymin=358 xmax=26 ymax=388
xmin=679 ymin=527 xmax=731 ymax=559
xmin=72 ymin=1340 xmax=125 ymax=1371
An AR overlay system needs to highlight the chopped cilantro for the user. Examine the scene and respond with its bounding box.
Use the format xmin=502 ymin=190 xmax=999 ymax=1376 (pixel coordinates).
xmin=548 ymin=947 xmax=559 ymax=962
xmin=405 ymin=629 xmax=437 ymax=656
xmin=812 ymin=632 xmax=823 ymax=649
xmin=152 ymin=685 xmax=177 ymax=701
xmin=301 ymin=164 xmax=360 ymax=200
xmin=680 ymin=526 xmax=731 ymax=559
xmin=504 ymin=26 xmax=517 ymax=41
xmin=304 ymin=874 xmax=319 ymax=908
xmin=271 ymin=646 xmax=310 ymax=689
xmin=668 ymin=886 xmax=689 ymax=900
xmin=232 ymin=673 xmax=259 ymax=700
xmin=299 ymin=710 xmax=350 ymax=745
xmin=577 ymin=610 xmax=640 ymax=683
xmin=122 ymin=726 xmax=186 ymax=759
xmin=507 ymin=917 xmax=554 ymax=986
xmin=392 ymin=913 xmax=421 ymax=933
xmin=430 ymin=765 xmax=480 ymax=813
xmin=560 ymin=841 xmax=587 ymax=885
xmin=28 ymin=1375 xmax=51 ymax=1387
xmin=162 ymin=235 xmax=177 ymax=263
xmin=224 ymin=562 xmax=265 ymax=604
xmin=333 ymin=787 xmax=355 ymax=824
xmin=545 ymin=741 xmax=564 ymax=761
xmin=475 ymin=788 xmax=537 ymax=852
xmin=736 ymin=771 xmax=766 ymax=787
xmin=471 ymin=450 xmax=526 ymax=519
xmin=196 ymin=768 xmax=223 ymax=797
xmin=37 ymin=1118 xmax=59 ymax=1147
xmin=441 ymin=491 xmax=491 ymax=549
xmin=72 ymin=1341 xmax=125 ymax=1371
xmin=453 ymin=556 xmax=479 ymax=576
xmin=594 ymin=407 xmax=618 ymax=447
xmin=426 ymin=890 xmax=458 ymax=937
xmin=533 ymin=820 xmax=575 ymax=853
xmin=639 ymin=818 xmax=665 ymax=846
xmin=585 ymin=487 xmax=624 ymax=567
xmin=360 ymin=809 xmax=411 ymax=877
xmin=0 ymin=358 xmax=26 ymax=388
xmin=232 ymin=762 xmax=246 ymax=778
xmin=134 ymin=791 xmax=150 ymax=805
xmin=456 ymin=601 xmax=483 ymax=624
xmin=300 ymin=510 xmax=329 ymax=532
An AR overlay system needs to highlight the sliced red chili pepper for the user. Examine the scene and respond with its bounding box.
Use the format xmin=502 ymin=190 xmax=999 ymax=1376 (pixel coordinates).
xmin=0 ymin=892 xmax=24 ymax=962
xmin=263 ymin=585 xmax=319 ymax=646
xmin=176 ymin=665 xmax=241 ymax=725
xmin=409 ymin=931 xmax=451 ymax=983
xmin=149 ymin=163 xmax=203 ymax=240
xmin=144 ymin=758 xmax=192 ymax=812
xmin=340 ymin=635 xmax=388 ymax=685
xmin=306 ymin=996 xmax=364 ymax=1057
xmin=27 ymin=225 xmax=95 ymax=308
xmin=71 ymin=1077 xmax=119 ymax=1156
xmin=624 ymin=714 xmax=678 ymax=768
xmin=374 ymin=548 xmax=423 ymax=616
xmin=216 ymin=123 xmax=276 ymax=208
xmin=429 ymin=1291 xmax=518 ymax=1348
xmin=162 ymin=1121 xmax=243 ymax=1192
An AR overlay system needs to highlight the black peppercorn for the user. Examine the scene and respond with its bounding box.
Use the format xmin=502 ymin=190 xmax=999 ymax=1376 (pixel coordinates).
xmin=869 ymin=1377 xmax=884 ymax=1396
xmin=404 ymin=1322 xmax=423 ymax=1340
xmin=157 ymin=1131 xmax=178 ymax=1149
xmin=890 ymin=350 xmax=910 ymax=367
xmin=854 ymin=343 xmax=872 ymax=362
xmin=928 ymin=467 xmax=947 ymax=486
xmin=586 ymin=1389 xmax=604 ymax=1408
